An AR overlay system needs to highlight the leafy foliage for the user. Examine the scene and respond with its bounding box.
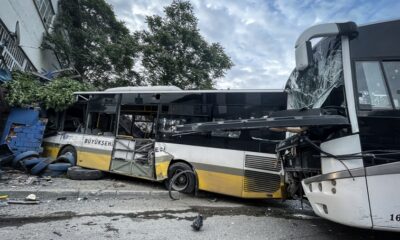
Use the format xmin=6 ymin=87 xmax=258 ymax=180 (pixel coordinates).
xmin=39 ymin=78 xmax=92 ymax=111
xmin=136 ymin=0 xmax=233 ymax=89
xmin=5 ymin=72 xmax=93 ymax=111
xmin=4 ymin=72 xmax=41 ymax=108
xmin=43 ymin=0 xmax=140 ymax=89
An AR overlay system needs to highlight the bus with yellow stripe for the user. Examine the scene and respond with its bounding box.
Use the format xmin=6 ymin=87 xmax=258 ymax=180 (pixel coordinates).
xmin=43 ymin=86 xmax=286 ymax=198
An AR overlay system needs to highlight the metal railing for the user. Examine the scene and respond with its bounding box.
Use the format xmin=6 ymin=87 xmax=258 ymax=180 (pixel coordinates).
xmin=0 ymin=20 xmax=35 ymax=72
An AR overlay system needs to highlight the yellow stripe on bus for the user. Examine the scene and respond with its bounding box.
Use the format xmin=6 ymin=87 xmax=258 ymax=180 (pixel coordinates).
xmin=196 ymin=169 xmax=283 ymax=199
xmin=44 ymin=145 xmax=283 ymax=199
xmin=43 ymin=146 xmax=112 ymax=171
xmin=77 ymin=151 xmax=112 ymax=171
xmin=155 ymin=161 xmax=170 ymax=180
xmin=196 ymin=169 xmax=243 ymax=197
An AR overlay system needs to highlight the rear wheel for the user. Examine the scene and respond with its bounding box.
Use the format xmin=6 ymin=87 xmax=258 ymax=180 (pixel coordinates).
xmin=167 ymin=162 xmax=195 ymax=193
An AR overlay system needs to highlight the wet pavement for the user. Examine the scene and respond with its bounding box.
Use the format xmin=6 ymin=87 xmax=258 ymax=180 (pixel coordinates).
xmin=0 ymin=169 xmax=164 ymax=191
xmin=1 ymin=170 xmax=399 ymax=239
xmin=1 ymin=193 xmax=399 ymax=239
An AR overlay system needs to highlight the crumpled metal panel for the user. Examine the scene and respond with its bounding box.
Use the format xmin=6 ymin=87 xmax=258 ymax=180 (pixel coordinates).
xmin=286 ymin=37 xmax=343 ymax=110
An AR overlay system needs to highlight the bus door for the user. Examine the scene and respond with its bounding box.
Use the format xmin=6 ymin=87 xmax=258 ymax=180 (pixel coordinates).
xmin=78 ymin=94 xmax=119 ymax=171
xmin=110 ymin=105 xmax=158 ymax=179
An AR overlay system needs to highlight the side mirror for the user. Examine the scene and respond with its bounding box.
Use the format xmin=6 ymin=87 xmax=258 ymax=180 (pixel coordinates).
xmin=295 ymin=41 xmax=312 ymax=71
xmin=294 ymin=22 xmax=357 ymax=71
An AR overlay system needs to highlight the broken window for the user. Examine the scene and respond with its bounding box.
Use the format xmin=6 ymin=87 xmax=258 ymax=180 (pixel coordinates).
xmin=62 ymin=103 xmax=86 ymax=132
xmin=86 ymin=112 xmax=116 ymax=136
xmin=118 ymin=105 xmax=158 ymax=139
xmin=285 ymin=37 xmax=344 ymax=110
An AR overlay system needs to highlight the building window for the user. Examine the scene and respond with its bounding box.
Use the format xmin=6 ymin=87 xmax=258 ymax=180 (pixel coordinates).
xmin=0 ymin=21 xmax=35 ymax=72
xmin=34 ymin=0 xmax=55 ymax=30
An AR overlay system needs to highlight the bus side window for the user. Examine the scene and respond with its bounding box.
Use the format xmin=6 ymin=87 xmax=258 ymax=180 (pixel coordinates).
xmin=382 ymin=61 xmax=400 ymax=109
xmin=86 ymin=112 xmax=116 ymax=136
xmin=355 ymin=61 xmax=392 ymax=110
xmin=62 ymin=103 xmax=86 ymax=133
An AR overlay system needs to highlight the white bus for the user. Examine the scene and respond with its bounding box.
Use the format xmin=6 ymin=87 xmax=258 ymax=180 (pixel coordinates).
xmin=280 ymin=19 xmax=400 ymax=231
xmin=174 ymin=19 xmax=400 ymax=232
xmin=43 ymin=87 xmax=287 ymax=199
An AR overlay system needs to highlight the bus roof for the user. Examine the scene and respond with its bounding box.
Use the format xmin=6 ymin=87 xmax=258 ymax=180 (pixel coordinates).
xmin=74 ymin=88 xmax=285 ymax=95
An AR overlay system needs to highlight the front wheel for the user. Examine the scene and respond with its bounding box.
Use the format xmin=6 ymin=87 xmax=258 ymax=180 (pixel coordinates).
xmin=58 ymin=146 xmax=77 ymax=166
xmin=167 ymin=162 xmax=195 ymax=193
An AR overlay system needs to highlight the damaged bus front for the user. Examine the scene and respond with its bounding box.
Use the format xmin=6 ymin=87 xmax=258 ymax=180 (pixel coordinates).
xmin=279 ymin=19 xmax=400 ymax=231
xmin=174 ymin=19 xmax=400 ymax=231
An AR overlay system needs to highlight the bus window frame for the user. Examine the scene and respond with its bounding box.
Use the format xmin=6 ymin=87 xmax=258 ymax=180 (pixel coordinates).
xmin=352 ymin=58 xmax=400 ymax=113
xmin=84 ymin=94 xmax=121 ymax=136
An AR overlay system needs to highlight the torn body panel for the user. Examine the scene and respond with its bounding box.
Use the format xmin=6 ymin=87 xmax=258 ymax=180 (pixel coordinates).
xmin=174 ymin=109 xmax=349 ymax=134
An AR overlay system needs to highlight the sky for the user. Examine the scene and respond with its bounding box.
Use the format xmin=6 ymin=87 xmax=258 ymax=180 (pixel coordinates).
xmin=107 ymin=0 xmax=400 ymax=89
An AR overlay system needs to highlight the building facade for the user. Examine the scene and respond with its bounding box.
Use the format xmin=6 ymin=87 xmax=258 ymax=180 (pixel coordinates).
xmin=0 ymin=0 xmax=60 ymax=73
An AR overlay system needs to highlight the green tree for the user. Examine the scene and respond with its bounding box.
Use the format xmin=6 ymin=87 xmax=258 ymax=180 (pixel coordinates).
xmin=44 ymin=0 xmax=140 ymax=89
xmin=137 ymin=0 xmax=233 ymax=89
xmin=5 ymin=71 xmax=92 ymax=111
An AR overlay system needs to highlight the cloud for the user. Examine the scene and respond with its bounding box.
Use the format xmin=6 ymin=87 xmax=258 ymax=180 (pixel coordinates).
xmin=107 ymin=0 xmax=400 ymax=89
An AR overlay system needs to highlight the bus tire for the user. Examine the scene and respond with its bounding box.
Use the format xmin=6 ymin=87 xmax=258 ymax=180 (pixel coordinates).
xmin=22 ymin=157 xmax=44 ymax=168
xmin=30 ymin=158 xmax=52 ymax=175
xmin=13 ymin=151 xmax=39 ymax=168
xmin=67 ymin=166 xmax=103 ymax=180
xmin=168 ymin=162 xmax=195 ymax=193
xmin=47 ymin=163 xmax=72 ymax=171
xmin=58 ymin=146 xmax=77 ymax=166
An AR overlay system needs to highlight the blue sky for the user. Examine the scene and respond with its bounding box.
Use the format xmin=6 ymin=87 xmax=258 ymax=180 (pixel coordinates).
xmin=107 ymin=0 xmax=400 ymax=89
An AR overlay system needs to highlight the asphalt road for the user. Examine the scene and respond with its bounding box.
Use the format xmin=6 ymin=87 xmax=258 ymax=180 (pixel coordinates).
xmin=1 ymin=192 xmax=399 ymax=240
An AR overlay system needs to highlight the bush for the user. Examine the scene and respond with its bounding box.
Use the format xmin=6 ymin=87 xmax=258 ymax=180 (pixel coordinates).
xmin=4 ymin=72 xmax=41 ymax=108
xmin=39 ymin=78 xmax=92 ymax=111
xmin=4 ymin=72 xmax=93 ymax=111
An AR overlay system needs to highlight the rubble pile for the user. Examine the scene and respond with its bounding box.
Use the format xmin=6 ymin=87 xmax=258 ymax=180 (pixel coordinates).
xmin=0 ymin=170 xmax=53 ymax=187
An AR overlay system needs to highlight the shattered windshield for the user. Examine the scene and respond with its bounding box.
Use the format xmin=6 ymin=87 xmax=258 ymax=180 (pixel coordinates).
xmin=286 ymin=37 xmax=343 ymax=109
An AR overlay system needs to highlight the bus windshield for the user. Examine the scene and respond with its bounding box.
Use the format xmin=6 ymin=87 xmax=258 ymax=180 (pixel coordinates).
xmin=285 ymin=37 xmax=344 ymax=109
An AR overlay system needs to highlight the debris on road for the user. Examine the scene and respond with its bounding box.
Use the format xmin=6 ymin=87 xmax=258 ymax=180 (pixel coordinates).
xmin=0 ymin=170 xmax=53 ymax=186
xmin=25 ymin=193 xmax=37 ymax=201
xmin=112 ymin=182 xmax=125 ymax=188
xmin=0 ymin=193 xmax=8 ymax=207
xmin=7 ymin=199 xmax=40 ymax=204
xmin=191 ymin=214 xmax=203 ymax=231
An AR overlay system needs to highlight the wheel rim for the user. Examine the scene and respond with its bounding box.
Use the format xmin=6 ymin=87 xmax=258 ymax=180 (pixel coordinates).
xmin=171 ymin=169 xmax=189 ymax=191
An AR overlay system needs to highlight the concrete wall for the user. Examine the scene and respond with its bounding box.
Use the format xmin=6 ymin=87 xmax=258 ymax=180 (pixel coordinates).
xmin=0 ymin=0 xmax=60 ymax=72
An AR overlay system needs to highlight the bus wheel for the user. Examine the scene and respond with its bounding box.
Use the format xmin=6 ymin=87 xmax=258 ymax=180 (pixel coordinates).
xmin=168 ymin=162 xmax=195 ymax=193
xmin=58 ymin=146 xmax=77 ymax=166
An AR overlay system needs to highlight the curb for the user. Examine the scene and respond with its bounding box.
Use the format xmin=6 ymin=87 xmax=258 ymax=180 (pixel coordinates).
xmin=0 ymin=189 xmax=172 ymax=200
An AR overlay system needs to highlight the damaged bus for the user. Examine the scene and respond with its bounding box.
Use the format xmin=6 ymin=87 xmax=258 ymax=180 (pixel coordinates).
xmin=279 ymin=19 xmax=400 ymax=231
xmin=42 ymin=87 xmax=287 ymax=199
xmin=175 ymin=19 xmax=400 ymax=231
